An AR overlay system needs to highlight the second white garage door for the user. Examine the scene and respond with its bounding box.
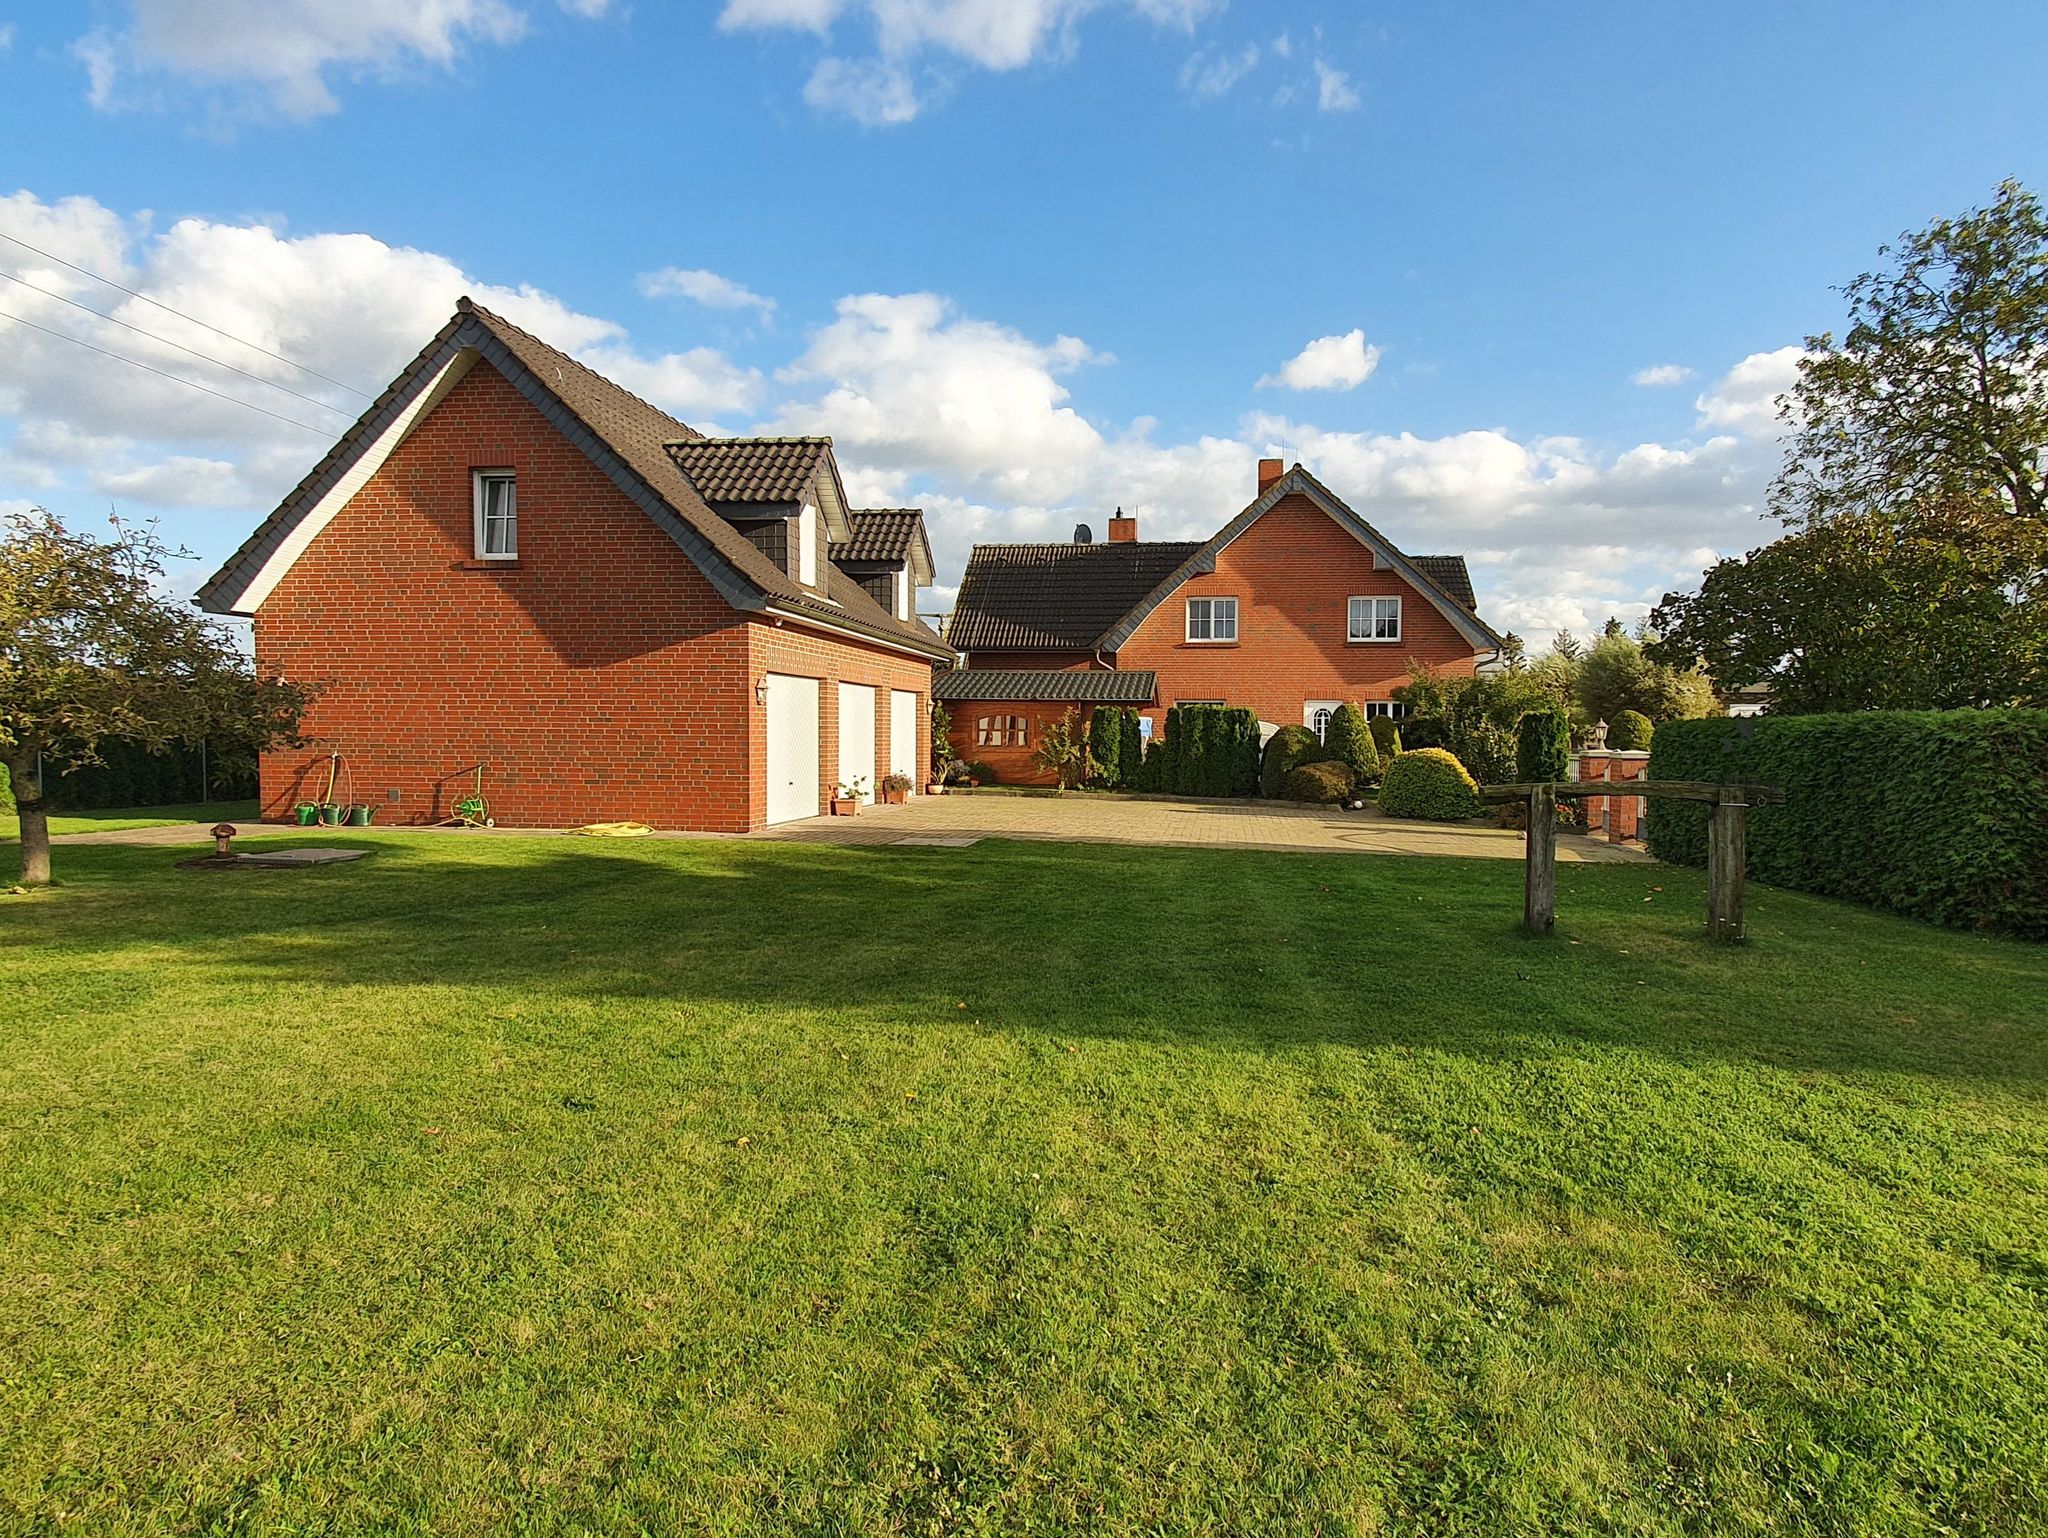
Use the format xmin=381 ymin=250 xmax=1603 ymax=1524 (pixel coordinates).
xmin=837 ymin=682 xmax=876 ymax=803
xmin=889 ymin=689 xmax=919 ymax=792
xmin=764 ymin=673 xmax=820 ymax=825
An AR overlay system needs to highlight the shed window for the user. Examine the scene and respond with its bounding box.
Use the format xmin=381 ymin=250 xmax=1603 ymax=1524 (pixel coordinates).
xmin=473 ymin=469 xmax=517 ymax=559
xmin=976 ymin=714 xmax=1029 ymax=747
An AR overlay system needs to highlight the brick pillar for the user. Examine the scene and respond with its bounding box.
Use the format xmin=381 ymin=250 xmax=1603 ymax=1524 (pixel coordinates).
xmin=1573 ymin=751 xmax=1609 ymax=832
xmin=1604 ymin=751 xmax=1650 ymax=843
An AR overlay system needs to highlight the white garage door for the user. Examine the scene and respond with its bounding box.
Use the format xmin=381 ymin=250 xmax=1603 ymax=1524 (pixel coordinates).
xmin=838 ymin=682 xmax=876 ymax=803
xmin=890 ymin=689 xmax=919 ymax=792
xmin=764 ymin=673 xmax=821 ymax=825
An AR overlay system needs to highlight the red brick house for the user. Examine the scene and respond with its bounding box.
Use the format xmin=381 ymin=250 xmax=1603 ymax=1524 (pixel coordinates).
xmin=198 ymin=299 xmax=951 ymax=831
xmin=938 ymin=460 xmax=1504 ymax=783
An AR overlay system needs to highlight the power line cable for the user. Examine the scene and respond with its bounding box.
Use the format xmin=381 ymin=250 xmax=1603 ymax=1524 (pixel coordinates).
xmin=0 ymin=267 xmax=353 ymax=420
xmin=0 ymin=305 xmax=335 ymax=437
xmin=0 ymin=226 xmax=374 ymax=399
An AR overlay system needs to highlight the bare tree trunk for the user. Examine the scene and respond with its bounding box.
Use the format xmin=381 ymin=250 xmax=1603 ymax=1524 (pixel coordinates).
xmin=6 ymin=749 xmax=51 ymax=887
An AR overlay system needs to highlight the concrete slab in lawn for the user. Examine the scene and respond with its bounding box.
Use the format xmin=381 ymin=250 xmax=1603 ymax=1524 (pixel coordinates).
xmin=237 ymin=848 xmax=367 ymax=866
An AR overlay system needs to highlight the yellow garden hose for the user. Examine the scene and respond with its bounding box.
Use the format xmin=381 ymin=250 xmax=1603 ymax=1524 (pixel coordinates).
xmin=571 ymin=821 xmax=654 ymax=837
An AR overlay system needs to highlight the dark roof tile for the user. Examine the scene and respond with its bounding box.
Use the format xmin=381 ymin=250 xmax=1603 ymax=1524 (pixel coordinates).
xmin=948 ymin=541 xmax=1204 ymax=652
xmin=831 ymin=509 xmax=923 ymax=562
xmin=664 ymin=438 xmax=829 ymax=504
xmin=934 ymin=669 xmax=1158 ymax=704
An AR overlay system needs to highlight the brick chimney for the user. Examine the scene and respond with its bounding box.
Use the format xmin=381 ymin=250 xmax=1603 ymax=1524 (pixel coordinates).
xmin=1107 ymin=507 xmax=1138 ymax=543
xmin=1258 ymin=457 xmax=1285 ymax=496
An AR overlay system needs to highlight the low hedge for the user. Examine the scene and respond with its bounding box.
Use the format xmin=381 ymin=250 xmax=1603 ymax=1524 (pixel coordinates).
xmin=1283 ymin=760 xmax=1354 ymax=803
xmin=1368 ymin=717 xmax=1402 ymax=761
xmin=1644 ymin=711 xmax=2048 ymax=938
xmin=1379 ymin=748 xmax=1481 ymax=822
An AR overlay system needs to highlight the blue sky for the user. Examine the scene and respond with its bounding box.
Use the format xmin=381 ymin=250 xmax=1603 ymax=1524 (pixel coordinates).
xmin=3 ymin=0 xmax=2044 ymax=641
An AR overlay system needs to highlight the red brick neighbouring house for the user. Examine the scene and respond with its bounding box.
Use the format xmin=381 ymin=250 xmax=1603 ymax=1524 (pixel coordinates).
xmin=198 ymin=299 xmax=952 ymax=831
xmin=938 ymin=459 xmax=1504 ymax=783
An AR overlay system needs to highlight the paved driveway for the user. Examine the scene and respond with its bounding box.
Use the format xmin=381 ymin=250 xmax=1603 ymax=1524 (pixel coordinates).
xmin=759 ymin=792 xmax=1649 ymax=863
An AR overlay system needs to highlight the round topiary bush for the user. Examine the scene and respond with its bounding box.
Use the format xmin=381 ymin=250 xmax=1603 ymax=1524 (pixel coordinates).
xmin=1515 ymin=707 xmax=1571 ymax=784
xmin=1324 ymin=703 xmax=1381 ymax=787
xmin=1260 ymin=725 xmax=1322 ymax=797
xmin=1379 ymin=747 xmax=1482 ymax=821
xmin=1368 ymin=717 xmax=1402 ymax=762
xmin=1608 ymin=709 xmax=1655 ymax=751
xmin=1282 ymin=759 xmax=1354 ymax=804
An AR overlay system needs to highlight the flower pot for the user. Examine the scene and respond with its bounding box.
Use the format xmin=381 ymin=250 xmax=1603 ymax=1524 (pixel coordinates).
xmin=926 ymin=782 xmax=946 ymax=796
xmin=830 ymin=798 xmax=859 ymax=817
xmin=344 ymin=804 xmax=375 ymax=827
xmin=316 ymin=804 xmax=342 ymax=826
xmin=883 ymin=788 xmax=909 ymax=805
xmin=293 ymin=802 xmax=320 ymax=826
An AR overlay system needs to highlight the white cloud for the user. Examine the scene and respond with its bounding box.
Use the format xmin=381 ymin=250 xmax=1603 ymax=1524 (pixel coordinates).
xmin=1314 ymin=60 xmax=1359 ymax=112
xmin=0 ymin=24 xmax=16 ymax=51
xmin=0 ymin=191 xmax=760 ymax=522
xmin=1179 ymin=42 xmax=1259 ymax=100
xmin=1694 ymin=345 xmax=1804 ymax=435
xmin=1257 ymin=329 xmax=1381 ymax=391
xmin=637 ymin=267 xmax=777 ymax=319
xmin=724 ymin=0 xmax=1221 ymax=122
xmin=1630 ymin=363 xmax=1695 ymax=387
xmin=803 ymin=55 xmax=922 ymax=126
xmin=72 ymin=0 xmax=610 ymax=118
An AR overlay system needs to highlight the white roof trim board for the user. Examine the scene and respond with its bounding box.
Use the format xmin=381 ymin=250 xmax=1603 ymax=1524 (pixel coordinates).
xmin=224 ymin=350 xmax=478 ymax=616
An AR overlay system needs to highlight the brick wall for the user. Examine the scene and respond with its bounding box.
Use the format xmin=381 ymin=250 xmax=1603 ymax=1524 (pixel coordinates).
xmin=254 ymin=361 xmax=930 ymax=832
xmin=1115 ymin=492 xmax=1485 ymax=735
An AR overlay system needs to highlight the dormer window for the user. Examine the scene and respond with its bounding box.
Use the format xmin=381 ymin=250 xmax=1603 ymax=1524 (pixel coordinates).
xmin=472 ymin=469 xmax=516 ymax=560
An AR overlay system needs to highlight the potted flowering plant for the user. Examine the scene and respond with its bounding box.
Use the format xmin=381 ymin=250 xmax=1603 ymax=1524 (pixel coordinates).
xmin=830 ymin=778 xmax=866 ymax=816
xmin=881 ymin=772 xmax=913 ymax=805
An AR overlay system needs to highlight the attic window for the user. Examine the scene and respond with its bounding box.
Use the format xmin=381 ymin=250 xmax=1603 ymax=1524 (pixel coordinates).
xmin=857 ymin=571 xmax=894 ymax=609
xmin=1348 ymin=595 xmax=1401 ymax=642
xmin=1185 ymin=596 xmax=1238 ymax=643
xmin=472 ymin=469 xmax=516 ymax=560
xmin=735 ymin=518 xmax=789 ymax=570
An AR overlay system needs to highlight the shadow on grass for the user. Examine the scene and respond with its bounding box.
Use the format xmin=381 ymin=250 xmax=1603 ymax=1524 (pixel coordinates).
xmin=9 ymin=833 xmax=2047 ymax=1085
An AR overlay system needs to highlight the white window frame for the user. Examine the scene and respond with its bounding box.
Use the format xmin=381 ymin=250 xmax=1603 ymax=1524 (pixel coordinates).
xmin=1348 ymin=595 xmax=1401 ymax=642
xmin=1363 ymin=701 xmax=1411 ymax=721
xmin=1185 ymin=596 xmax=1239 ymax=643
xmin=472 ymin=468 xmax=517 ymax=560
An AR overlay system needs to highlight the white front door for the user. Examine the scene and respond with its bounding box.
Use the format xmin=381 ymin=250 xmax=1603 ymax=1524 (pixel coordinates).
xmin=889 ymin=689 xmax=919 ymax=792
xmin=764 ymin=673 xmax=821 ymax=825
xmin=838 ymin=682 xmax=877 ymax=803
xmin=1305 ymin=700 xmax=1341 ymax=743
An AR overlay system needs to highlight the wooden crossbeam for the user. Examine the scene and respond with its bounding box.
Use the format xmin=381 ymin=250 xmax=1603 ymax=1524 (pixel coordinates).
xmin=1478 ymin=780 xmax=1786 ymax=806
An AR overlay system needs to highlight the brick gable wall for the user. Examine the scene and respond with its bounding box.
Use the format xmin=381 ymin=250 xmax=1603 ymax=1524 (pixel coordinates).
xmin=1115 ymin=492 xmax=1484 ymax=733
xmin=253 ymin=362 xmax=928 ymax=831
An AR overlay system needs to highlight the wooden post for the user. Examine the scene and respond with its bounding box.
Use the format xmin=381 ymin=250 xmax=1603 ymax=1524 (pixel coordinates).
xmin=1706 ymin=798 xmax=1747 ymax=943
xmin=1524 ymin=783 xmax=1556 ymax=935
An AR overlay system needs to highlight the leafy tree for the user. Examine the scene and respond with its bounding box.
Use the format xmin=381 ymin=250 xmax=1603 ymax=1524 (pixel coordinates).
xmin=1394 ymin=665 xmax=1555 ymax=784
xmin=1650 ymin=495 xmax=2048 ymax=712
xmin=1575 ymin=631 xmax=1717 ymax=725
xmin=1323 ymin=703 xmax=1381 ymax=787
xmin=1030 ymin=708 xmax=1088 ymax=791
xmin=2 ymin=509 xmax=310 ymax=886
xmin=1776 ymin=180 xmax=2048 ymax=528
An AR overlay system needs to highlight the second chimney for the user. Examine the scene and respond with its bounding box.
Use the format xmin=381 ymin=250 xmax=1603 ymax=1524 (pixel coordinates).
xmin=1258 ymin=457 xmax=1286 ymax=496
xmin=1107 ymin=507 xmax=1138 ymax=543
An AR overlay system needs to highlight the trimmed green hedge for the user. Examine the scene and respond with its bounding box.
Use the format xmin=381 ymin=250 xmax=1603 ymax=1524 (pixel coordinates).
xmin=9 ymin=739 xmax=258 ymax=811
xmin=1324 ymin=704 xmax=1381 ymax=787
xmin=1645 ymin=711 xmax=2048 ymax=938
xmin=1608 ymin=709 xmax=1654 ymax=752
xmin=1379 ymin=748 xmax=1481 ymax=822
xmin=1516 ymin=708 xmax=1570 ymax=784
xmin=1283 ymin=760 xmax=1354 ymax=803
xmin=1368 ymin=717 xmax=1402 ymax=762
xmin=1160 ymin=706 xmax=1260 ymax=797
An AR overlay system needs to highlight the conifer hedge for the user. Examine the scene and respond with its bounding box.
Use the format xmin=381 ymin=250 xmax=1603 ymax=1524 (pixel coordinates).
xmin=1645 ymin=711 xmax=2048 ymax=937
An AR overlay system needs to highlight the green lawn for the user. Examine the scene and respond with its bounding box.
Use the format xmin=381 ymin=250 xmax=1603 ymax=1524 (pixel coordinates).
xmin=3 ymin=832 xmax=2046 ymax=1535
xmin=0 ymin=798 xmax=258 ymax=840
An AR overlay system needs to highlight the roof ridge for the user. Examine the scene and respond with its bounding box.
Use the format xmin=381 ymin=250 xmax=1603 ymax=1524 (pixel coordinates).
xmin=457 ymin=295 xmax=702 ymax=443
xmin=665 ymin=434 xmax=833 ymax=447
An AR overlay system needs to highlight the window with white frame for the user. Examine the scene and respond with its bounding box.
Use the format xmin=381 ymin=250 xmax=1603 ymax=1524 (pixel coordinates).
xmin=975 ymin=714 xmax=1028 ymax=747
xmin=472 ymin=469 xmax=517 ymax=559
xmin=1347 ymin=595 xmax=1401 ymax=641
xmin=1311 ymin=706 xmax=1334 ymax=741
xmin=1185 ymin=596 xmax=1238 ymax=642
xmin=1362 ymin=701 xmax=1411 ymax=720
